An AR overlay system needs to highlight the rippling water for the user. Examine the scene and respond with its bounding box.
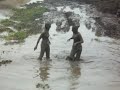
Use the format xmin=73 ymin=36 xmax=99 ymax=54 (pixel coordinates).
xmin=0 ymin=0 xmax=120 ymax=90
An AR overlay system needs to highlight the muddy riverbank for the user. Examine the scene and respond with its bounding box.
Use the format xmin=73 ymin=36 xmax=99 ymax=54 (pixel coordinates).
xmin=74 ymin=0 xmax=120 ymax=39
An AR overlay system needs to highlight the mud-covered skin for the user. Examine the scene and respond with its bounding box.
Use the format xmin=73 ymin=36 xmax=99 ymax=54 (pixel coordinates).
xmin=70 ymin=43 xmax=82 ymax=60
xmin=68 ymin=26 xmax=84 ymax=60
xmin=34 ymin=23 xmax=51 ymax=60
xmin=1 ymin=1 xmax=120 ymax=90
xmin=39 ymin=32 xmax=50 ymax=60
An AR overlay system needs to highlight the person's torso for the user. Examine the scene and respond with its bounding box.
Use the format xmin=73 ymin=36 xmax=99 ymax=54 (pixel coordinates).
xmin=73 ymin=32 xmax=81 ymax=43
xmin=41 ymin=32 xmax=49 ymax=45
xmin=72 ymin=32 xmax=82 ymax=48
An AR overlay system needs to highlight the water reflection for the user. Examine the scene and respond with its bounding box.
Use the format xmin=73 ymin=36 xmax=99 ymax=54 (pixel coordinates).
xmin=69 ymin=61 xmax=81 ymax=90
xmin=36 ymin=60 xmax=51 ymax=90
xmin=39 ymin=61 xmax=50 ymax=81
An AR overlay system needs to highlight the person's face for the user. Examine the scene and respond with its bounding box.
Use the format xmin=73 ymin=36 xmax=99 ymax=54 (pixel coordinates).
xmin=72 ymin=26 xmax=79 ymax=33
xmin=46 ymin=26 xmax=51 ymax=31
xmin=72 ymin=28 xmax=77 ymax=34
xmin=45 ymin=24 xmax=51 ymax=31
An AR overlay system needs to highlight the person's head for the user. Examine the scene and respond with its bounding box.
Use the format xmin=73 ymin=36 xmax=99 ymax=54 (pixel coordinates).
xmin=72 ymin=25 xmax=79 ymax=34
xmin=45 ymin=23 xmax=51 ymax=31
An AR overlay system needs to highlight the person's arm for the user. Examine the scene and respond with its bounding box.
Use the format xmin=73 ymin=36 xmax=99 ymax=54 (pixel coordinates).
xmin=48 ymin=38 xmax=51 ymax=44
xmin=67 ymin=35 xmax=74 ymax=42
xmin=48 ymin=33 xmax=51 ymax=45
xmin=34 ymin=33 xmax=43 ymax=51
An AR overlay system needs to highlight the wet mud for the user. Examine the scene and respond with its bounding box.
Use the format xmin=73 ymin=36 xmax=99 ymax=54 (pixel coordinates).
xmin=0 ymin=60 xmax=12 ymax=66
xmin=0 ymin=0 xmax=120 ymax=90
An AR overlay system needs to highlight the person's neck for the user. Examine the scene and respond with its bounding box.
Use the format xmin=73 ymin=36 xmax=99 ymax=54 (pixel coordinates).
xmin=45 ymin=30 xmax=48 ymax=33
xmin=74 ymin=32 xmax=78 ymax=34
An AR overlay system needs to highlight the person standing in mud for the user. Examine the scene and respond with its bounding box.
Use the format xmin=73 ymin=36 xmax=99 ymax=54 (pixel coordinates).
xmin=67 ymin=25 xmax=84 ymax=60
xmin=34 ymin=23 xmax=51 ymax=60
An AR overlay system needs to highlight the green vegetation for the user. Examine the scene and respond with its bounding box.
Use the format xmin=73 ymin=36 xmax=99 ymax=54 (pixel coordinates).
xmin=0 ymin=27 xmax=14 ymax=33
xmin=0 ymin=6 xmax=48 ymax=28
xmin=11 ymin=6 xmax=48 ymax=22
xmin=0 ymin=19 xmax=15 ymax=26
xmin=0 ymin=4 xmax=48 ymax=42
xmin=5 ymin=31 xmax=28 ymax=41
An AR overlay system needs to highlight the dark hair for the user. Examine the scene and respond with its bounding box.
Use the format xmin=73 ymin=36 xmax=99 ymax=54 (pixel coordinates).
xmin=45 ymin=23 xmax=51 ymax=30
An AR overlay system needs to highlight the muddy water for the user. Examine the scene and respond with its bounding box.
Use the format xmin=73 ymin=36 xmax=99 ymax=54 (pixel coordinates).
xmin=0 ymin=1 xmax=120 ymax=90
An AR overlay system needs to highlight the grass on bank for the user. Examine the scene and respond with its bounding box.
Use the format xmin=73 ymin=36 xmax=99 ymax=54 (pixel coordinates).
xmin=0 ymin=5 xmax=48 ymax=42
xmin=0 ymin=19 xmax=15 ymax=26
xmin=0 ymin=6 xmax=48 ymax=26
xmin=0 ymin=27 xmax=14 ymax=33
xmin=5 ymin=31 xmax=28 ymax=41
xmin=11 ymin=6 xmax=48 ymax=22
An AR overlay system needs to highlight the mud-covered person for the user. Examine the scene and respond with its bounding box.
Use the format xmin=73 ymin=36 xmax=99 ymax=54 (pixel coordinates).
xmin=67 ymin=25 xmax=84 ymax=61
xmin=34 ymin=23 xmax=51 ymax=60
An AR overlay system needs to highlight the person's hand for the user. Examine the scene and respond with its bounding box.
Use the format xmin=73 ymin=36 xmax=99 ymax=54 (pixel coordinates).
xmin=67 ymin=39 xmax=71 ymax=42
xmin=73 ymin=43 xmax=77 ymax=47
xmin=34 ymin=46 xmax=37 ymax=51
xmin=47 ymin=41 xmax=51 ymax=45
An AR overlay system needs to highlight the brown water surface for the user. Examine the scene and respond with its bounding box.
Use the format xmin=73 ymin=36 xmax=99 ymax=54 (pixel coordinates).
xmin=0 ymin=1 xmax=120 ymax=90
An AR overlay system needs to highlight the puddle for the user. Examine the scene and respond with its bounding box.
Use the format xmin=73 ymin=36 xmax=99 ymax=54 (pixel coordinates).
xmin=0 ymin=1 xmax=120 ymax=90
